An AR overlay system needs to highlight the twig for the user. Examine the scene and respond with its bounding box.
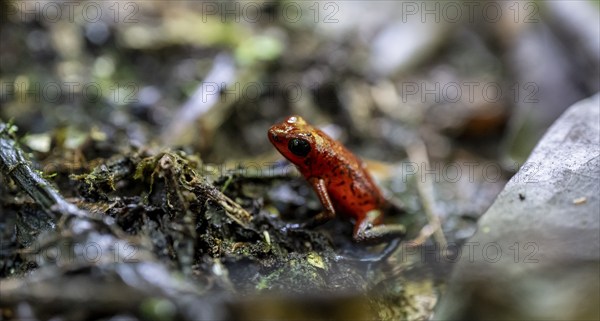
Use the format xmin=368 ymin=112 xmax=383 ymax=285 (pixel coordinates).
xmin=161 ymin=53 xmax=236 ymax=145
xmin=194 ymin=177 xmax=253 ymax=228
xmin=406 ymin=139 xmax=447 ymax=248
xmin=0 ymin=122 xmax=88 ymax=218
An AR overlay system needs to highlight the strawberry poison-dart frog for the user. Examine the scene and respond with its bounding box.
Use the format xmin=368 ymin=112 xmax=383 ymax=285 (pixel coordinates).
xmin=268 ymin=116 xmax=406 ymax=244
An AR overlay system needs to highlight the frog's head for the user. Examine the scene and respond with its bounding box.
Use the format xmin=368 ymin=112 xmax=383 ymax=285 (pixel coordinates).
xmin=268 ymin=115 xmax=323 ymax=173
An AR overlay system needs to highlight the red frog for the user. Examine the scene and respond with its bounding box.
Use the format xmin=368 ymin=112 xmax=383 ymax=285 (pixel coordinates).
xmin=268 ymin=115 xmax=406 ymax=244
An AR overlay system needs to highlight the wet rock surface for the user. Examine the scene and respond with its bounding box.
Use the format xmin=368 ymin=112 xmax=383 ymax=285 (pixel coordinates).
xmin=436 ymin=94 xmax=600 ymax=320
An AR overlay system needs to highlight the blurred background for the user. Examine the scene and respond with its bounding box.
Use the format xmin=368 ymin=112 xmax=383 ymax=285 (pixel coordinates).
xmin=2 ymin=1 xmax=597 ymax=162
xmin=1 ymin=1 xmax=599 ymax=320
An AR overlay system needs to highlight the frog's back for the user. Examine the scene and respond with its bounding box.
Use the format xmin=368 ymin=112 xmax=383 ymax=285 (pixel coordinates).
xmin=310 ymin=132 xmax=384 ymax=221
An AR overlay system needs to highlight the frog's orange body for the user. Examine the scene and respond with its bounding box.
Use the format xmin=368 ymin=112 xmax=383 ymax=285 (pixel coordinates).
xmin=268 ymin=116 xmax=405 ymax=242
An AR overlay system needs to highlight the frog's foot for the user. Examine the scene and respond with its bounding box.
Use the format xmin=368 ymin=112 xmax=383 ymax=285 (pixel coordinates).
xmin=334 ymin=238 xmax=401 ymax=263
xmin=353 ymin=210 xmax=406 ymax=243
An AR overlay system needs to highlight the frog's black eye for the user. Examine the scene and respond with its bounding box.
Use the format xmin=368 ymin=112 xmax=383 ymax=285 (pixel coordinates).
xmin=288 ymin=138 xmax=311 ymax=157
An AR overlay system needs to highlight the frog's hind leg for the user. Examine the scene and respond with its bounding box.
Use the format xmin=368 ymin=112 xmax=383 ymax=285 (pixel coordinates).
xmin=352 ymin=210 xmax=406 ymax=243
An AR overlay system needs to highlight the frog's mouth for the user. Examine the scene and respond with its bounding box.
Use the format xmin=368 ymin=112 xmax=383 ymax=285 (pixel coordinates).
xmin=268 ymin=127 xmax=290 ymax=157
xmin=268 ymin=128 xmax=282 ymax=144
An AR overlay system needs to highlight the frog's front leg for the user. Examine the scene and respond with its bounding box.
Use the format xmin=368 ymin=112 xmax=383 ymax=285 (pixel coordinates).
xmin=282 ymin=177 xmax=336 ymax=231
xmin=353 ymin=210 xmax=406 ymax=243
xmin=302 ymin=177 xmax=336 ymax=228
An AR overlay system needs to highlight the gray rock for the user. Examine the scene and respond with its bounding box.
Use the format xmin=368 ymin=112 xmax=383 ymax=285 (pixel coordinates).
xmin=435 ymin=94 xmax=600 ymax=320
